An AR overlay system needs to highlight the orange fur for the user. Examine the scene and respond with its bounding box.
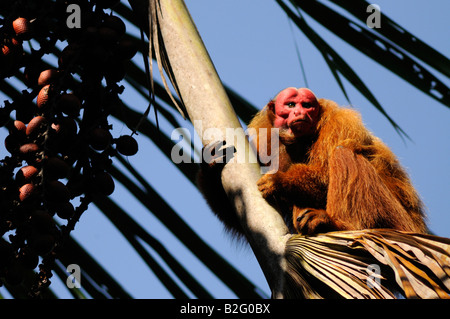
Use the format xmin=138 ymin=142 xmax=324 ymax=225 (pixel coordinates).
xmin=253 ymin=98 xmax=426 ymax=235
xmin=198 ymin=94 xmax=426 ymax=240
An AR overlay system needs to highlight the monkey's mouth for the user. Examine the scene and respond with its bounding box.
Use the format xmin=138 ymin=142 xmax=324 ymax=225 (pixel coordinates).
xmin=289 ymin=119 xmax=308 ymax=129
xmin=289 ymin=119 xmax=312 ymax=136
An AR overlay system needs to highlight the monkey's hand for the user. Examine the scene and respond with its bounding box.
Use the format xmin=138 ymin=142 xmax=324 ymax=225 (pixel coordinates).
xmin=257 ymin=171 xmax=284 ymax=201
xmin=201 ymin=140 xmax=236 ymax=173
xmin=293 ymin=208 xmax=347 ymax=235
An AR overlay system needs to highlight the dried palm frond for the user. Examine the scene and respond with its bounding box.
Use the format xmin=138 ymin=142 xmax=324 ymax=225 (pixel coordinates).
xmin=284 ymin=229 xmax=450 ymax=299
xmin=148 ymin=0 xmax=187 ymax=119
xmin=128 ymin=0 xmax=188 ymax=132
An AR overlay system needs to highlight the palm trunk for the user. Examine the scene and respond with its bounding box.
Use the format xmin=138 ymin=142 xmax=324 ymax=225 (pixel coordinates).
xmin=152 ymin=0 xmax=291 ymax=298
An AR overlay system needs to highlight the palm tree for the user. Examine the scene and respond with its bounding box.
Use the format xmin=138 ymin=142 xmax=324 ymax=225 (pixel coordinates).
xmin=0 ymin=0 xmax=448 ymax=298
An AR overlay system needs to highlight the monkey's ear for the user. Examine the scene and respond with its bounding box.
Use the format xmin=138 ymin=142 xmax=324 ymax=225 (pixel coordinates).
xmin=267 ymin=100 xmax=275 ymax=112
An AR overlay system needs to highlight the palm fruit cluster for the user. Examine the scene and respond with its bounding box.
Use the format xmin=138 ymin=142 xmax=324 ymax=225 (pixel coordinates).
xmin=0 ymin=0 xmax=139 ymax=295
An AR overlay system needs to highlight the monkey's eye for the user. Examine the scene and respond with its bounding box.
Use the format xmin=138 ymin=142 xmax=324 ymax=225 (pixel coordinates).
xmin=302 ymin=102 xmax=313 ymax=108
xmin=287 ymin=102 xmax=296 ymax=108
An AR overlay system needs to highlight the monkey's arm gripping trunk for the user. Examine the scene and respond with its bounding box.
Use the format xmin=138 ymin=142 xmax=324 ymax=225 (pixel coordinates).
xmin=152 ymin=0 xmax=291 ymax=298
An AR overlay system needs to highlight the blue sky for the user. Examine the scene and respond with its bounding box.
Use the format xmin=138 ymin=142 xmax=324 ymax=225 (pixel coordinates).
xmin=1 ymin=0 xmax=449 ymax=298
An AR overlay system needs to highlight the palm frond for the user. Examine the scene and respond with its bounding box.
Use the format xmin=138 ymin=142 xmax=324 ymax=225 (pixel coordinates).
xmin=56 ymin=234 xmax=133 ymax=299
xmin=284 ymin=229 xmax=450 ymax=299
xmin=144 ymin=0 xmax=187 ymax=118
xmin=286 ymin=0 xmax=450 ymax=108
xmin=107 ymin=161 xmax=263 ymax=298
xmin=331 ymin=0 xmax=450 ymax=78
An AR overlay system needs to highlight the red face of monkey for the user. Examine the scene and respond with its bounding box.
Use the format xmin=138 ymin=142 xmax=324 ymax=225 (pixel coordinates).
xmin=272 ymin=87 xmax=320 ymax=137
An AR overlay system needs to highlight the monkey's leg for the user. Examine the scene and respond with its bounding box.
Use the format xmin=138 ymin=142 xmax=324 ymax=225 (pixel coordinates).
xmin=292 ymin=207 xmax=349 ymax=235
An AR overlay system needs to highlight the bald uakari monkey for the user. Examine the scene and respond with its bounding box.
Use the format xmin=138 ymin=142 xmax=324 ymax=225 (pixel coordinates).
xmin=198 ymin=87 xmax=426 ymax=238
